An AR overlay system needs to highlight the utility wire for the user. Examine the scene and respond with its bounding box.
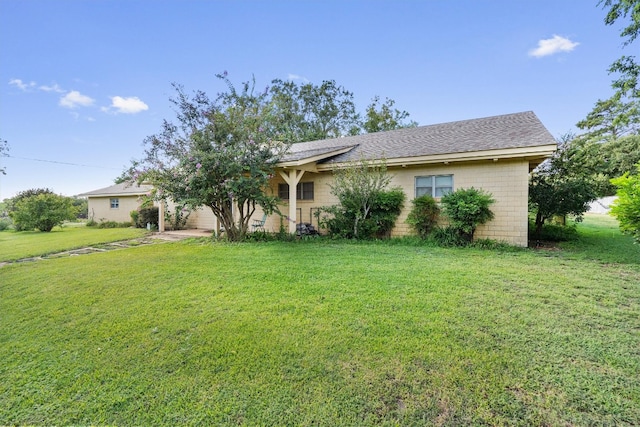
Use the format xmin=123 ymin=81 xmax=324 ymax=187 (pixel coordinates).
xmin=6 ymin=154 xmax=122 ymax=170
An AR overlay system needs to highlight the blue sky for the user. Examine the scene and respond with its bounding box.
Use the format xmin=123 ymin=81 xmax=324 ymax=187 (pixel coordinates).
xmin=0 ymin=0 xmax=627 ymax=200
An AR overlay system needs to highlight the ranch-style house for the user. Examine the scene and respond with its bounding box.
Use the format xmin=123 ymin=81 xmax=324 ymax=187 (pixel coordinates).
xmin=81 ymin=111 xmax=557 ymax=246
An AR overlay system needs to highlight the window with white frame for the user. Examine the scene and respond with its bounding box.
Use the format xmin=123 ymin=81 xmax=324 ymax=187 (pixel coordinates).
xmin=278 ymin=182 xmax=314 ymax=200
xmin=415 ymin=175 xmax=453 ymax=197
xmin=110 ymin=198 xmax=120 ymax=209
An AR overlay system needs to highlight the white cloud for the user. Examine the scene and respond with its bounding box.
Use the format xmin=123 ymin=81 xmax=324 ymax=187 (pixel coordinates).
xmin=288 ymin=74 xmax=310 ymax=83
xmin=39 ymin=83 xmax=64 ymax=93
xmin=59 ymin=90 xmax=95 ymax=108
xmin=103 ymin=96 xmax=149 ymax=114
xmin=9 ymin=78 xmax=65 ymax=93
xmin=529 ymin=35 xmax=579 ymax=58
xmin=9 ymin=78 xmax=36 ymax=91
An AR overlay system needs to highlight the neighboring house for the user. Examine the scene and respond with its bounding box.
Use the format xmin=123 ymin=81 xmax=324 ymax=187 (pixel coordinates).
xmin=79 ymin=182 xmax=218 ymax=229
xmin=262 ymin=111 xmax=556 ymax=247
xmin=81 ymin=111 xmax=557 ymax=246
xmin=79 ymin=182 xmax=154 ymax=223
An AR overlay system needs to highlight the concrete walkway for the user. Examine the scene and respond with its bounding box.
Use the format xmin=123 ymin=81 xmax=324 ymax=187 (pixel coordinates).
xmin=151 ymin=229 xmax=214 ymax=240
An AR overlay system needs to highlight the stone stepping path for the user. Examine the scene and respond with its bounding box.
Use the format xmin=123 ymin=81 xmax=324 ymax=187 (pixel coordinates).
xmin=0 ymin=235 xmax=187 ymax=268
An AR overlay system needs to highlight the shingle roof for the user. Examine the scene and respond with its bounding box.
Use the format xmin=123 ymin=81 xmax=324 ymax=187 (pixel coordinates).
xmin=78 ymin=182 xmax=154 ymax=197
xmin=285 ymin=111 xmax=556 ymax=164
xmin=280 ymin=145 xmax=357 ymax=163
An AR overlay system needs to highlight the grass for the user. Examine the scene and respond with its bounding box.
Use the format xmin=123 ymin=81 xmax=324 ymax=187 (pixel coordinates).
xmin=559 ymin=213 xmax=640 ymax=265
xmin=0 ymin=216 xmax=638 ymax=425
xmin=0 ymin=226 xmax=149 ymax=262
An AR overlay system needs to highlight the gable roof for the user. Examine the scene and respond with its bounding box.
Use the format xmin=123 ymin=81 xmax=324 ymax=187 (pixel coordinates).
xmin=281 ymin=111 xmax=556 ymax=168
xmin=78 ymin=182 xmax=154 ymax=197
xmin=279 ymin=145 xmax=357 ymax=165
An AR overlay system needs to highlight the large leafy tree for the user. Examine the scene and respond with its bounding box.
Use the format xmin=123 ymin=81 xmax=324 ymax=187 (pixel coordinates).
xmin=269 ymin=80 xmax=417 ymax=142
xmin=5 ymin=188 xmax=54 ymax=230
xmin=581 ymin=1 xmax=640 ymax=141
xmin=269 ymin=79 xmax=361 ymax=142
xmin=571 ymin=134 xmax=640 ymax=195
xmin=362 ymin=96 xmax=417 ymax=133
xmin=71 ymin=196 xmax=88 ymax=219
xmin=601 ymin=0 xmax=640 ymax=99
xmin=573 ymin=2 xmax=640 ymax=201
xmin=610 ymin=162 xmax=640 ymax=242
xmin=529 ymin=136 xmax=598 ymax=237
xmin=125 ymin=74 xmax=288 ymax=241
xmin=9 ymin=190 xmax=75 ymax=232
xmin=576 ymin=95 xmax=640 ymax=141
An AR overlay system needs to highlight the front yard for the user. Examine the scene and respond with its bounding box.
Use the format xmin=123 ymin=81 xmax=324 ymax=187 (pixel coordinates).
xmin=1 ymin=216 xmax=638 ymax=425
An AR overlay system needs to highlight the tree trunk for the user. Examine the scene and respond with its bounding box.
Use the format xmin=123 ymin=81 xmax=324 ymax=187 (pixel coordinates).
xmin=535 ymin=211 xmax=545 ymax=240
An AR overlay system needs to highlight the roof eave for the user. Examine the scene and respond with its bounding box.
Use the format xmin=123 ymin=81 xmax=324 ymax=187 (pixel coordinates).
xmin=78 ymin=182 xmax=154 ymax=197
xmin=81 ymin=191 xmax=149 ymax=197
xmin=276 ymin=145 xmax=356 ymax=170
xmin=315 ymin=144 xmax=558 ymax=171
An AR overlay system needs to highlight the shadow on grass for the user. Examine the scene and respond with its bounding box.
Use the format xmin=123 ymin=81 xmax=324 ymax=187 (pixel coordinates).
xmin=559 ymin=214 xmax=640 ymax=266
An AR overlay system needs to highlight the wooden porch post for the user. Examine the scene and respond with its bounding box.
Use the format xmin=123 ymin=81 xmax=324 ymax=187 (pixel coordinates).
xmin=212 ymin=213 xmax=219 ymax=236
xmin=157 ymin=201 xmax=165 ymax=232
xmin=279 ymin=169 xmax=305 ymax=233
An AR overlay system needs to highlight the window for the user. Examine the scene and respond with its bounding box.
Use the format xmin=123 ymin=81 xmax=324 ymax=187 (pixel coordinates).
xmin=300 ymin=182 xmax=314 ymax=200
xmin=415 ymin=175 xmax=453 ymax=197
xmin=110 ymin=198 xmax=119 ymax=209
xmin=278 ymin=182 xmax=314 ymax=200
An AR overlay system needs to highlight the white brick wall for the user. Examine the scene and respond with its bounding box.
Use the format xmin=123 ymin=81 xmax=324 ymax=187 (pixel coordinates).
xmin=375 ymin=160 xmax=530 ymax=245
xmin=88 ymin=196 xmax=142 ymax=223
xmin=197 ymin=159 xmax=531 ymax=246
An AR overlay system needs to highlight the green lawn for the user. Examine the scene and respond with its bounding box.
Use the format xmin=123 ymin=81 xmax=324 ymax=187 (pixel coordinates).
xmin=0 ymin=226 xmax=149 ymax=262
xmin=1 ymin=216 xmax=638 ymax=425
xmin=559 ymin=213 xmax=640 ymax=265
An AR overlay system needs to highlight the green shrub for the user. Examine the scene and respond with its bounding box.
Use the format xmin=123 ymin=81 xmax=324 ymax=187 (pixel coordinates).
xmin=406 ymin=195 xmax=440 ymax=238
xmin=130 ymin=210 xmax=140 ymax=226
xmin=164 ymin=203 xmax=191 ymax=231
xmin=432 ymin=226 xmax=467 ymax=247
xmin=71 ymin=197 xmax=88 ymax=219
xmin=6 ymin=188 xmax=55 ymax=231
xmin=318 ymin=158 xmax=404 ymax=239
xmin=610 ymin=164 xmax=640 ymax=243
xmin=9 ymin=192 xmax=76 ymax=232
xmin=440 ymin=187 xmax=495 ymax=243
xmin=96 ymin=221 xmax=132 ymax=229
xmin=528 ymin=221 xmax=579 ymax=242
xmin=319 ymin=188 xmax=405 ymax=239
xmin=98 ymin=221 xmax=118 ymax=229
xmin=0 ymin=218 xmax=12 ymax=231
xmin=136 ymin=207 xmax=159 ymax=229
xmin=318 ymin=205 xmax=351 ymax=239
xmin=470 ymin=238 xmax=519 ymax=251
xmin=370 ymin=188 xmax=405 ymax=238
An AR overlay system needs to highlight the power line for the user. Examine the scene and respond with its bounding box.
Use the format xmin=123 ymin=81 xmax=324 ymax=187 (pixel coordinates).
xmin=6 ymin=155 xmax=122 ymax=170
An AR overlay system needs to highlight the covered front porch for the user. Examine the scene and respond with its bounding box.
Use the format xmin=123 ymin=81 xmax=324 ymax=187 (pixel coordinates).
xmin=156 ymin=145 xmax=355 ymax=235
xmin=274 ymin=145 xmax=356 ymax=234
